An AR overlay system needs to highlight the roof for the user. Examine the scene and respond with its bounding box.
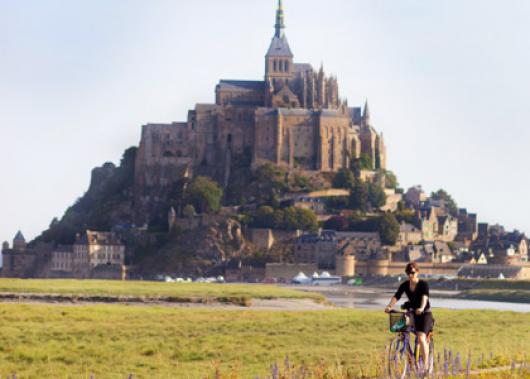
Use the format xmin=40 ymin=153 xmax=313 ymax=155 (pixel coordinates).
xmin=347 ymin=107 xmax=363 ymax=125
xmin=14 ymin=231 xmax=25 ymax=242
xmin=294 ymin=63 xmax=313 ymax=73
xmin=218 ymin=80 xmax=265 ymax=92
xmin=400 ymin=222 xmax=420 ymax=233
xmin=266 ymin=36 xmax=293 ymax=57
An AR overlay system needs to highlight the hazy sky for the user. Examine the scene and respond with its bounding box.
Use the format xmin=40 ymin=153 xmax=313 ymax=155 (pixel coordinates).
xmin=1 ymin=0 xmax=529 ymax=246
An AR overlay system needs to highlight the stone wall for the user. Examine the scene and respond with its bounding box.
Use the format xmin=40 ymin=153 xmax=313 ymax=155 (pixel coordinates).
xmin=265 ymin=263 xmax=319 ymax=282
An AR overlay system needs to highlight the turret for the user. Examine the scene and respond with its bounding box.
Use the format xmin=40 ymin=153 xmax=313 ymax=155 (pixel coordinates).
xmin=13 ymin=230 xmax=26 ymax=251
xmin=362 ymin=100 xmax=371 ymax=128
xmin=2 ymin=241 xmax=9 ymax=251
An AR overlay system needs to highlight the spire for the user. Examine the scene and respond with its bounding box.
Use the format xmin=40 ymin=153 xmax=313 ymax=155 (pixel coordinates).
xmin=363 ymin=100 xmax=371 ymax=126
xmin=275 ymin=0 xmax=285 ymax=38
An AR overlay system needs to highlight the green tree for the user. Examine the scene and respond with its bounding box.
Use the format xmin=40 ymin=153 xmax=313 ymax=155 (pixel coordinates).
xmin=185 ymin=176 xmax=223 ymax=214
xmin=431 ymin=189 xmax=458 ymax=215
xmin=359 ymin=153 xmax=373 ymax=170
xmin=324 ymin=216 xmax=350 ymax=231
xmin=333 ymin=169 xmax=355 ymax=189
xmin=382 ymin=170 xmax=399 ymax=189
xmin=182 ymin=204 xmax=197 ymax=218
xmin=379 ymin=213 xmax=400 ymax=245
xmin=368 ymin=183 xmax=387 ymax=209
xmin=254 ymin=205 xmax=275 ymax=228
xmin=282 ymin=207 xmax=318 ymax=231
xmin=349 ymin=180 xmax=369 ymax=212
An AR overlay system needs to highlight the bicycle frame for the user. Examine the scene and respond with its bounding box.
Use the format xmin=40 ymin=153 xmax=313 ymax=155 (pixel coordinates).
xmin=388 ymin=311 xmax=434 ymax=379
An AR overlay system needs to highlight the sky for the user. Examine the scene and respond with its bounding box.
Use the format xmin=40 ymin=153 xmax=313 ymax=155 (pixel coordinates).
xmin=1 ymin=0 xmax=530 ymax=247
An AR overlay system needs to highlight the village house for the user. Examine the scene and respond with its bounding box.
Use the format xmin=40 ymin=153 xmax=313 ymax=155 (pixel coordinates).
xmin=417 ymin=206 xmax=439 ymax=242
xmin=397 ymin=222 xmax=422 ymax=246
xmin=437 ymin=215 xmax=458 ymax=242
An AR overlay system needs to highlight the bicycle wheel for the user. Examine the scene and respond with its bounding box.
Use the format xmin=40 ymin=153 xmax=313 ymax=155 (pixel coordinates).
xmin=387 ymin=335 xmax=409 ymax=379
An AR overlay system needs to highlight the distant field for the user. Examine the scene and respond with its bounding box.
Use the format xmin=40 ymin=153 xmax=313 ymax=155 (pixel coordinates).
xmin=0 ymin=304 xmax=527 ymax=378
xmin=0 ymin=279 xmax=324 ymax=304
xmin=458 ymin=289 xmax=530 ymax=303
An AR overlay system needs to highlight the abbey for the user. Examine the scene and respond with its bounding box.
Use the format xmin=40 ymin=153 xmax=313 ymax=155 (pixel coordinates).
xmin=135 ymin=1 xmax=386 ymax=200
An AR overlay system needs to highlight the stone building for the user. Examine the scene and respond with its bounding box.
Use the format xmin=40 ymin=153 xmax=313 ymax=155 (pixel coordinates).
xmin=456 ymin=208 xmax=478 ymax=242
xmin=437 ymin=215 xmax=458 ymax=242
xmin=134 ymin=0 xmax=387 ymax=222
xmin=1 ymin=230 xmax=125 ymax=279
xmin=1 ymin=232 xmax=39 ymax=278
xmin=397 ymin=222 xmax=422 ymax=246
xmin=417 ymin=206 xmax=439 ymax=242
xmin=294 ymin=230 xmax=381 ymax=268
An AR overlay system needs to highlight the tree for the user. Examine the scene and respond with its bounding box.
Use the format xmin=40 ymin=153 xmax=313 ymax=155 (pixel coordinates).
xmin=333 ymin=169 xmax=355 ymax=189
xmin=182 ymin=204 xmax=197 ymax=218
xmin=254 ymin=205 xmax=275 ymax=228
xmin=431 ymin=189 xmax=458 ymax=216
xmin=185 ymin=176 xmax=223 ymax=214
xmin=379 ymin=213 xmax=400 ymax=245
xmin=349 ymin=180 xmax=369 ymax=213
xmin=324 ymin=216 xmax=350 ymax=231
xmin=368 ymin=183 xmax=387 ymax=209
xmin=382 ymin=170 xmax=399 ymax=189
xmin=359 ymin=153 xmax=373 ymax=170
xmin=282 ymin=207 xmax=318 ymax=231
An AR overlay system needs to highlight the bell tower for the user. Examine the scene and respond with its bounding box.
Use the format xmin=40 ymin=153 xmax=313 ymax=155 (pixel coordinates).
xmin=265 ymin=0 xmax=294 ymax=86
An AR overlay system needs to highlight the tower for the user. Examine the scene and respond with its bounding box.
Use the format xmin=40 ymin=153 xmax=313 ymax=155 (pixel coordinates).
xmin=13 ymin=230 xmax=26 ymax=251
xmin=265 ymin=0 xmax=294 ymax=87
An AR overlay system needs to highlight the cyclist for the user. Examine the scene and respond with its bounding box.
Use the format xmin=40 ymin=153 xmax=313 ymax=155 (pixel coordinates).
xmin=384 ymin=262 xmax=434 ymax=371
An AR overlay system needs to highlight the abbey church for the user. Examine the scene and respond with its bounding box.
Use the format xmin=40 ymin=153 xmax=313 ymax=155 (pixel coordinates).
xmin=134 ymin=1 xmax=387 ymax=210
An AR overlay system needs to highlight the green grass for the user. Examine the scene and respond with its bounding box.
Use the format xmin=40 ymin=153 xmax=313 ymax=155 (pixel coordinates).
xmin=0 ymin=304 xmax=527 ymax=378
xmin=0 ymin=279 xmax=324 ymax=304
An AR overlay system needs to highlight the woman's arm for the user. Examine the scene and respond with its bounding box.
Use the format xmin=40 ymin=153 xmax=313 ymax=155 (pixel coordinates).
xmin=416 ymin=295 xmax=428 ymax=315
xmin=385 ymin=297 xmax=398 ymax=313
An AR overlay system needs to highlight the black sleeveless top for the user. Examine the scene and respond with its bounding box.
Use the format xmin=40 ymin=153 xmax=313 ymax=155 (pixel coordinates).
xmin=394 ymin=280 xmax=431 ymax=312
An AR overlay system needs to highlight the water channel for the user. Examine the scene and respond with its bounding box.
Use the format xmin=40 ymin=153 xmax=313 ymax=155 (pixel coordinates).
xmin=288 ymin=285 xmax=530 ymax=313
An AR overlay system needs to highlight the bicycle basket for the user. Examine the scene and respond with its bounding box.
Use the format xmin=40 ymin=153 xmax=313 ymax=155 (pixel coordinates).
xmin=389 ymin=312 xmax=407 ymax=332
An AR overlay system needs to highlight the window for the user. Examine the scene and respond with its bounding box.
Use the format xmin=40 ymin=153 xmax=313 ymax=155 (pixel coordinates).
xmin=273 ymin=60 xmax=277 ymax=71
xmin=285 ymin=61 xmax=289 ymax=72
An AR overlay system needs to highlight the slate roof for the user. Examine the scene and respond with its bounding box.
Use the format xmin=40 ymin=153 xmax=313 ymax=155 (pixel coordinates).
xmin=218 ymin=80 xmax=265 ymax=92
xmin=266 ymin=36 xmax=293 ymax=57
xmin=14 ymin=231 xmax=25 ymax=242
xmin=294 ymin=63 xmax=313 ymax=73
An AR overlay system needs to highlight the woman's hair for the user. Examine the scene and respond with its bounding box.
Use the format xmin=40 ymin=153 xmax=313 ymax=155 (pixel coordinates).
xmin=405 ymin=262 xmax=419 ymax=274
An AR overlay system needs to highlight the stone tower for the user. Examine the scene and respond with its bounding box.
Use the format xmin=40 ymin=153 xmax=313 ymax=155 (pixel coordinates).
xmin=13 ymin=230 xmax=26 ymax=251
xmin=265 ymin=0 xmax=294 ymax=87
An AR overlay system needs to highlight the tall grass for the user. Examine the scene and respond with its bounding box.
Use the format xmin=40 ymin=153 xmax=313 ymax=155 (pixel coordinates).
xmin=0 ymin=304 xmax=527 ymax=378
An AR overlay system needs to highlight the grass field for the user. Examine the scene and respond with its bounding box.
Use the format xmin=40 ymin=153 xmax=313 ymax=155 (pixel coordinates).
xmin=0 ymin=279 xmax=324 ymax=304
xmin=0 ymin=303 xmax=527 ymax=378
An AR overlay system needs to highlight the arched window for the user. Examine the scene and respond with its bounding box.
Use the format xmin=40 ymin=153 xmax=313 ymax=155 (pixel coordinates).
xmin=273 ymin=60 xmax=277 ymax=72
xmin=279 ymin=60 xmax=284 ymax=72
xmin=284 ymin=61 xmax=289 ymax=72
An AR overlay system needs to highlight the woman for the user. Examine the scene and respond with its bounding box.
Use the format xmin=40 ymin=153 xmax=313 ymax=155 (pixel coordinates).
xmin=384 ymin=262 xmax=434 ymax=369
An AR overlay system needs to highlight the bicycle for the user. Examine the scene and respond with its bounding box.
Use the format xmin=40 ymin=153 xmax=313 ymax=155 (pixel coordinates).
xmin=386 ymin=309 xmax=434 ymax=379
